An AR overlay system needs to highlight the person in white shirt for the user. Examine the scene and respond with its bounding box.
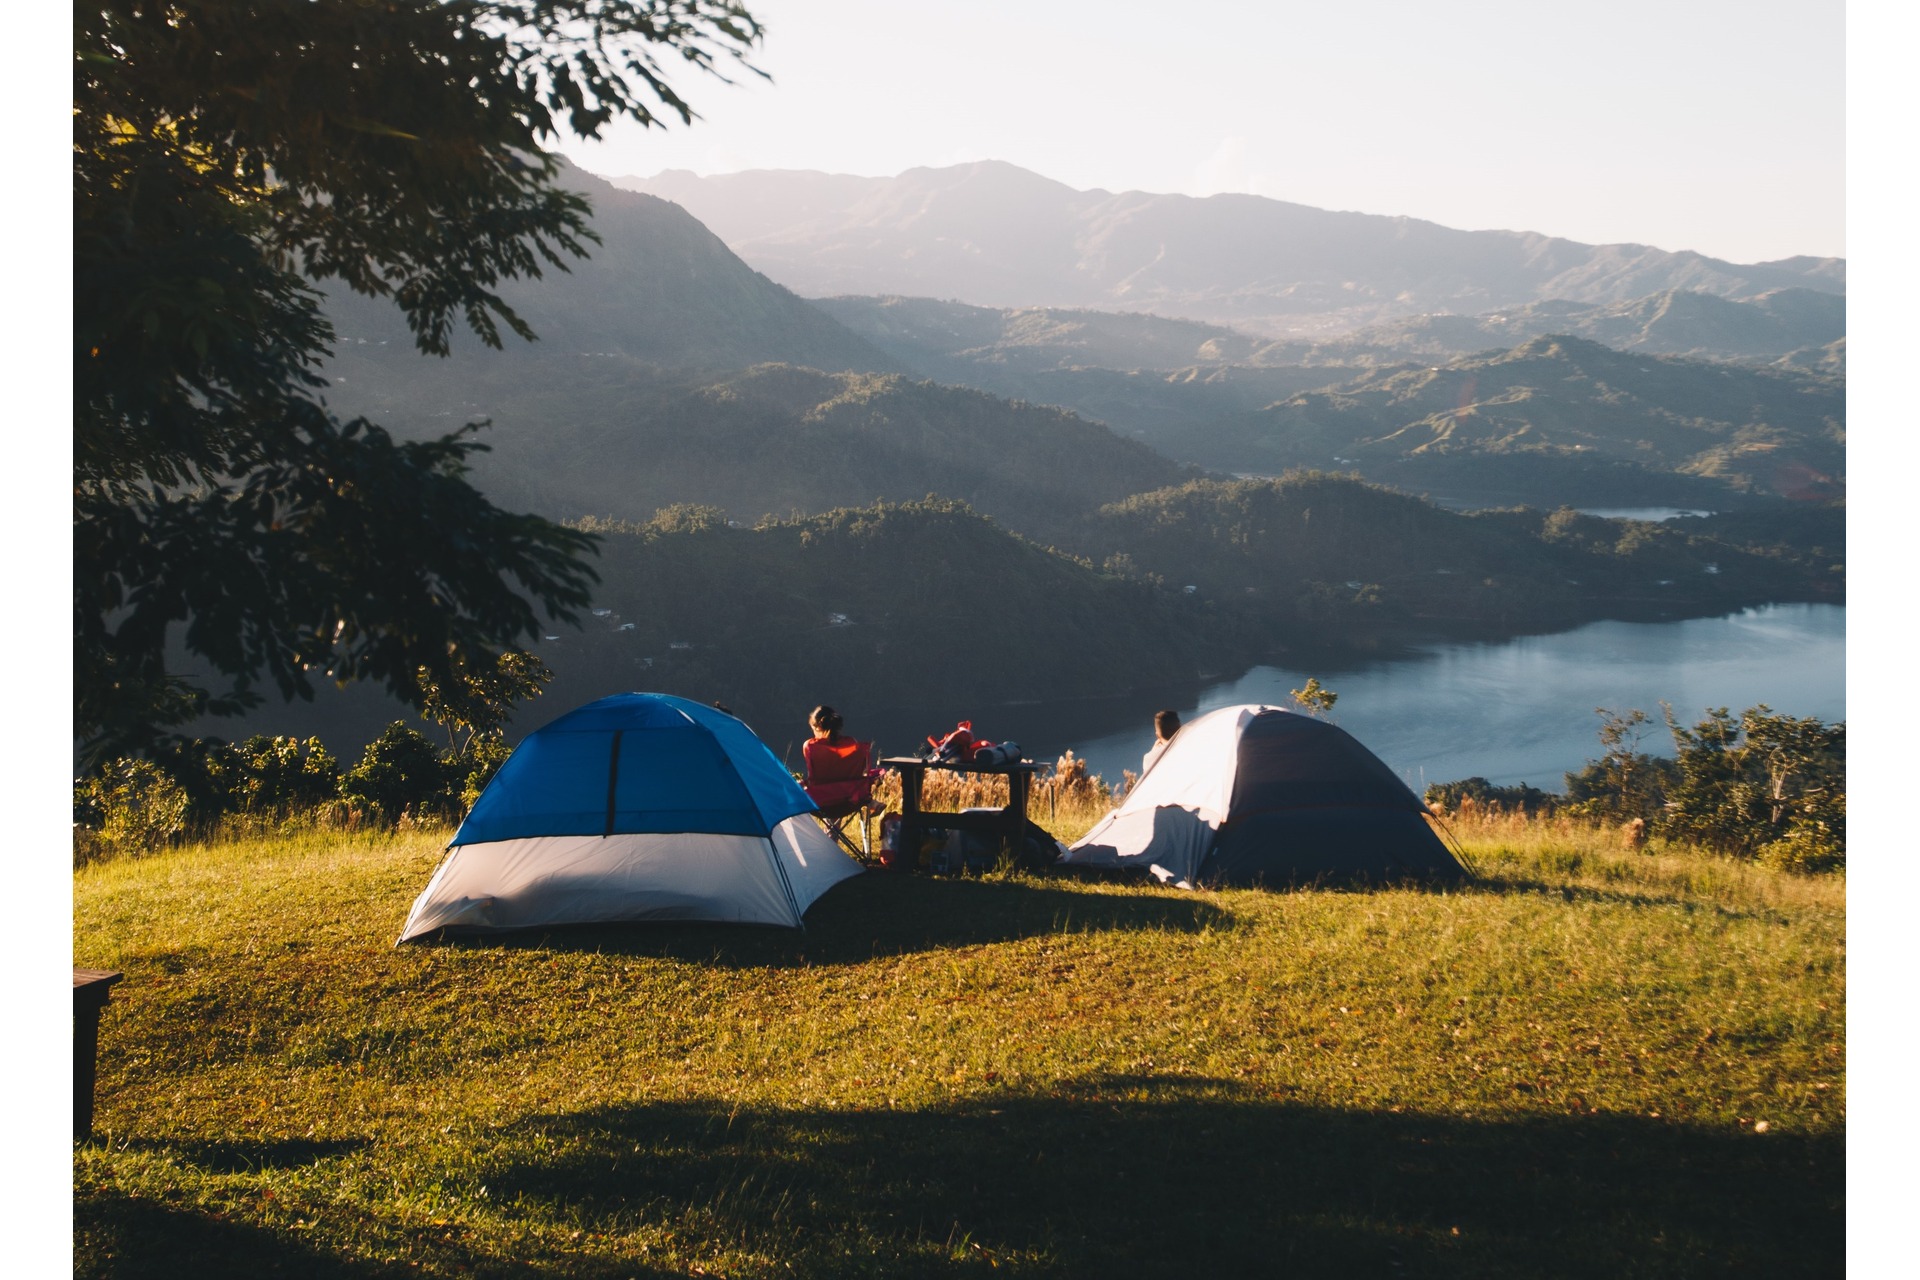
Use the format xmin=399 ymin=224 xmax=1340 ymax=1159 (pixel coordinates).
xmin=1141 ymin=709 xmax=1182 ymax=775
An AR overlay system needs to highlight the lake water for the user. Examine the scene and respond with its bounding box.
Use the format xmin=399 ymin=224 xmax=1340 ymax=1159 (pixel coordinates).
xmin=1574 ymin=506 xmax=1715 ymax=522
xmin=862 ymin=604 xmax=1844 ymax=796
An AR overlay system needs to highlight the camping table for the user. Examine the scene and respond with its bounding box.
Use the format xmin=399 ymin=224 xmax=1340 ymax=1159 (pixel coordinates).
xmin=74 ymin=968 xmax=123 ymax=1141
xmin=881 ymin=757 xmax=1044 ymax=871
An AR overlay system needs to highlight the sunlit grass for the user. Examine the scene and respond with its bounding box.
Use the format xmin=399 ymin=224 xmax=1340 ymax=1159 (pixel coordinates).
xmin=74 ymin=815 xmax=1842 ymax=1278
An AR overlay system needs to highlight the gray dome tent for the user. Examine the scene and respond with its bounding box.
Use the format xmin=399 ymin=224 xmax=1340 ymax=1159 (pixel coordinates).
xmin=1062 ymin=704 xmax=1465 ymax=887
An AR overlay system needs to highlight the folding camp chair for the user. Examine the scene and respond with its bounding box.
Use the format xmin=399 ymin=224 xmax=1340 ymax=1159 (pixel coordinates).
xmin=802 ymin=736 xmax=882 ymax=860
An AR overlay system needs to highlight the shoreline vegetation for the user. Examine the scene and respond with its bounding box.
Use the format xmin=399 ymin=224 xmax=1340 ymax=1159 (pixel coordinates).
xmin=76 ymin=697 xmax=1844 ymax=877
xmin=74 ymin=803 xmax=1843 ymax=1277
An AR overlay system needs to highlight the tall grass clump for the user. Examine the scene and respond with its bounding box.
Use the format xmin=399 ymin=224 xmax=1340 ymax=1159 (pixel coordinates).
xmin=861 ymin=749 xmax=1124 ymax=853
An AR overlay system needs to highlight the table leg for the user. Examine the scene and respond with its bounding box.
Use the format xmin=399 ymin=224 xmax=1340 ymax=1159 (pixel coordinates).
xmin=899 ymin=766 xmax=924 ymax=873
xmin=1004 ymin=771 xmax=1028 ymax=860
xmin=75 ymin=996 xmax=103 ymax=1141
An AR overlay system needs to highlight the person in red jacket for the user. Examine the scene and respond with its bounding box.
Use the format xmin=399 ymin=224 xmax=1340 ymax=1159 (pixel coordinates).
xmin=801 ymin=704 xmax=883 ymax=859
xmin=802 ymin=705 xmax=872 ymax=805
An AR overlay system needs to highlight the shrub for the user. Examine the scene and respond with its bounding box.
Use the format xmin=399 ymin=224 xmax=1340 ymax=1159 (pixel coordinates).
xmin=339 ymin=723 xmax=457 ymax=823
xmin=456 ymin=737 xmax=515 ymax=812
xmin=73 ymin=759 xmax=191 ymax=862
xmin=1425 ymin=777 xmax=1559 ymax=817
xmin=1760 ymin=799 xmax=1846 ymax=874
xmin=1559 ymin=708 xmax=1678 ymax=822
xmin=1658 ymin=705 xmax=1844 ymax=867
xmin=208 ymin=735 xmax=341 ymax=816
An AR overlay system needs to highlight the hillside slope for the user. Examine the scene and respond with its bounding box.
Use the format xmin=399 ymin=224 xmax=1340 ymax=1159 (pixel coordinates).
xmin=618 ymin=161 xmax=1843 ymax=336
xmin=320 ymin=356 xmax=1195 ymax=537
xmin=547 ymin=500 xmax=1238 ymax=717
xmin=322 ymin=160 xmax=897 ymax=377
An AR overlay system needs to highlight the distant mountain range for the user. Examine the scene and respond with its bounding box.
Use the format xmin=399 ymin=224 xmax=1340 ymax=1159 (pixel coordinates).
xmin=808 ymin=290 xmax=1846 ymax=461
xmin=1322 ymin=288 xmax=1845 ymax=366
xmin=816 ymin=287 xmax=1845 ymax=376
xmin=613 ymin=161 xmax=1844 ymax=337
xmin=319 ymin=162 xmax=1845 ymax=525
xmin=800 ymin=296 xmax=1843 ymax=506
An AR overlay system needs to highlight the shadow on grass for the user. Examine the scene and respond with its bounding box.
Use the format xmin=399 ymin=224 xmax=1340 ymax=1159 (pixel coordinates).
xmin=1050 ymin=863 xmax=1470 ymax=892
xmin=439 ymin=871 xmax=1233 ymax=968
xmin=416 ymin=859 xmax=1789 ymax=969
xmin=1458 ymin=873 xmax=1782 ymax=920
xmin=75 ymin=1080 xmax=1843 ymax=1279
xmin=116 ymin=1135 xmax=371 ymax=1174
xmin=76 ymin=1195 xmax=391 ymax=1280
xmin=475 ymin=1078 xmax=1841 ymax=1279
xmin=74 ymin=1191 xmax=686 ymax=1280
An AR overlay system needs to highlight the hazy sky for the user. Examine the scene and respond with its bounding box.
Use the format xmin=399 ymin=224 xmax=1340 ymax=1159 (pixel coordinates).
xmin=566 ymin=0 xmax=1844 ymax=265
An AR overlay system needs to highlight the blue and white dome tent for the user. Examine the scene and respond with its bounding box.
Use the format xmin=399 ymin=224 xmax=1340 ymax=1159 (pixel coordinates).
xmin=398 ymin=694 xmax=863 ymax=942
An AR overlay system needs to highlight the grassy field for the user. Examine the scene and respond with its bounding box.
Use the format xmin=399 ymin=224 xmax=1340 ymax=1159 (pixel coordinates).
xmin=73 ymin=812 xmax=1844 ymax=1278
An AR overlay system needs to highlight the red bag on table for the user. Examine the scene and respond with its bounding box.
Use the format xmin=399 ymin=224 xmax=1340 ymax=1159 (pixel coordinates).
xmin=928 ymin=721 xmax=975 ymax=762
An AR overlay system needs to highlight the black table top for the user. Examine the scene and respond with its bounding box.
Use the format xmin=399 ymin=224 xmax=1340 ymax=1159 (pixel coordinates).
xmin=880 ymin=756 xmax=1045 ymax=774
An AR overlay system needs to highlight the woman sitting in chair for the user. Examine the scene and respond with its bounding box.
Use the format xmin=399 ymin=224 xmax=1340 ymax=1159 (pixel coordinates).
xmin=802 ymin=705 xmax=880 ymax=857
xmin=804 ymin=704 xmax=853 ymax=772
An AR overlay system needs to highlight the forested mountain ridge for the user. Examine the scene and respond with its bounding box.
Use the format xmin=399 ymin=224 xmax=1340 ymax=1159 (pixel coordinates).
xmin=616 ymin=161 xmax=1843 ymax=337
xmin=564 ymin=481 xmax=1839 ymax=718
xmin=318 ymin=162 xmax=1197 ymax=538
xmin=1074 ymin=475 xmax=1841 ymax=642
xmin=545 ymin=500 xmax=1241 ymax=717
xmin=1167 ymin=336 xmax=1845 ymax=507
xmin=809 ymin=295 xmax=1277 ymax=375
xmin=324 ymin=356 xmax=1195 ymax=539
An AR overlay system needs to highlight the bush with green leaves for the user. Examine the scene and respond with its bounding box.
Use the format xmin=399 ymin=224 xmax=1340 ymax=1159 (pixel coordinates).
xmin=1425 ymin=776 xmax=1559 ymax=816
xmin=337 ymin=723 xmax=459 ymax=823
xmin=1547 ymin=703 xmax=1844 ymax=871
xmin=73 ymin=759 xmax=191 ymax=861
xmin=1560 ymin=708 xmax=1679 ymax=822
xmin=206 ymin=735 xmax=341 ymax=816
xmin=456 ymin=737 xmax=515 ymax=812
xmin=1659 ymin=705 xmax=1844 ymax=868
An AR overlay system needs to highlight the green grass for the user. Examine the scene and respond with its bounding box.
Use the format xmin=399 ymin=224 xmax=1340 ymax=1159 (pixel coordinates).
xmin=74 ymin=820 xmax=1843 ymax=1278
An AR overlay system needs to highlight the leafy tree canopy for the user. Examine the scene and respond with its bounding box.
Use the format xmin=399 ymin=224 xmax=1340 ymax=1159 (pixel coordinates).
xmin=74 ymin=0 xmax=763 ymax=764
